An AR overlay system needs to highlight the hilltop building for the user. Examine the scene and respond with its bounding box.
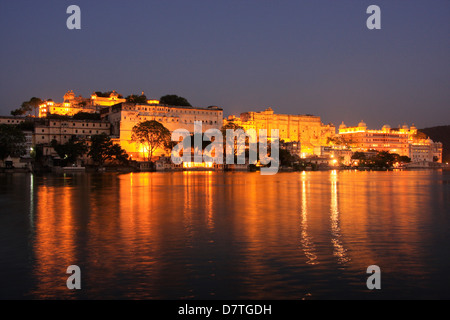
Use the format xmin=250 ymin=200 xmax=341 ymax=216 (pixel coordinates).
xmin=38 ymin=90 xmax=129 ymax=117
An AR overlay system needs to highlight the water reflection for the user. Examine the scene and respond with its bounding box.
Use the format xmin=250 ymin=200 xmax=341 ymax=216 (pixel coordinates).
xmin=0 ymin=171 xmax=449 ymax=299
xmin=300 ymin=172 xmax=318 ymax=265
xmin=330 ymin=171 xmax=350 ymax=265
xmin=32 ymin=181 xmax=77 ymax=299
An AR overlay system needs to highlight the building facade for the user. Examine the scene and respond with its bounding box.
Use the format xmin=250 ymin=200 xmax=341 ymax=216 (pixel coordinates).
xmin=224 ymin=107 xmax=335 ymax=155
xmin=34 ymin=119 xmax=111 ymax=162
xmin=0 ymin=116 xmax=26 ymax=125
xmin=101 ymin=102 xmax=223 ymax=159
xmin=409 ymin=139 xmax=443 ymax=163
xmin=38 ymin=90 xmax=128 ymax=117
xmin=339 ymin=121 xmax=443 ymax=163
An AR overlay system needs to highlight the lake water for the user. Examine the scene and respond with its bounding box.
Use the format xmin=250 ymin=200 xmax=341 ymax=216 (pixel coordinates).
xmin=0 ymin=171 xmax=449 ymax=300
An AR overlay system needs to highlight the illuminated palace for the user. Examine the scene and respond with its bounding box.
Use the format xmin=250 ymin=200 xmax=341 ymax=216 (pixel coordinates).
xmin=224 ymin=107 xmax=335 ymax=155
xmin=339 ymin=121 xmax=443 ymax=163
xmin=101 ymin=102 xmax=223 ymax=160
xmin=38 ymin=90 xmax=127 ymax=117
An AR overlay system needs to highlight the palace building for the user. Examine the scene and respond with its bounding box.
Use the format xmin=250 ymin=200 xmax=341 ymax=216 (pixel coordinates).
xmin=100 ymin=102 xmax=223 ymax=160
xmin=38 ymin=90 xmax=127 ymax=117
xmin=34 ymin=118 xmax=111 ymax=163
xmin=338 ymin=121 xmax=412 ymax=156
xmin=224 ymin=107 xmax=335 ymax=155
xmin=338 ymin=121 xmax=443 ymax=163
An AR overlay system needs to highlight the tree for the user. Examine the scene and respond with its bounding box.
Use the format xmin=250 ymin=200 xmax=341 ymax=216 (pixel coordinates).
xmin=46 ymin=114 xmax=71 ymax=120
xmin=0 ymin=124 xmax=26 ymax=160
xmin=221 ymin=122 xmax=244 ymax=136
xmin=88 ymin=134 xmax=129 ymax=166
xmin=126 ymin=94 xmax=147 ymax=104
xmin=17 ymin=121 xmax=35 ymax=131
xmin=413 ymin=131 xmax=428 ymax=140
xmin=221 ymin=122 xmax=246 ymax=159
xmin=10 ymin=97 xmax=43 ymax=117
xmin=374 ymin=151 xmax=396 ymax=168
xmin=279 ymin=149 xmax=299 ymax=167
xmin=351 ymin=151 xmax=367 ymax=167
xmin=73 ymin=112 xmax=101 ymax=121
xmin=95 ymin=91 xmax=123 ymax=98
xmin=51 ymin=138 xmax=88 ymax=166
xmin=131 ymin=121 xmax=171 ymax=162
xmin=110 ymin=144 xmax=129 ymax=165
xmin=159 ymin=95 xmax=191 ymax=107
xmin=351 ymin=152 xmax=367 ymax=161
xmin=11 ymin=109 xmax=24 ymax=116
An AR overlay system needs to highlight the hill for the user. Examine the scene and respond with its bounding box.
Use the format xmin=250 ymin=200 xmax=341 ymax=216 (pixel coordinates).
xmin=419 ymin=125 xmax=450 ymax=163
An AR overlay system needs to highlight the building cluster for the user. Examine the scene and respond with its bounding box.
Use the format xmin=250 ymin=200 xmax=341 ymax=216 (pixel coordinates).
xmin=38 ymin=90 xmax=126 ymax=117
xmin=101 ymin=102 xmax=223 ymax=160
xmin=337 ymin=121 xmax=443 ymax=166
xmin=0 ymin=90 xmax=445 ymax=170
xmin=224 ymin=107 xmax=336 ymax=156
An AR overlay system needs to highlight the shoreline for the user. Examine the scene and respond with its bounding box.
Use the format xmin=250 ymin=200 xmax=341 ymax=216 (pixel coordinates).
xmin=1 ymin=166 xmax=449 ymax=175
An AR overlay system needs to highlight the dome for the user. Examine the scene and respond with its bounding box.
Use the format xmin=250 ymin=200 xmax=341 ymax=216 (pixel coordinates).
xmin=382 ymin=124 xmax=391 ymax=130
xmin=339 ymin=121 xmax=347 ymax=130
xmin=402 ymin=124 xmax=409 ymax=130
xmin=358 ymin=120 xmax=367 ymax=128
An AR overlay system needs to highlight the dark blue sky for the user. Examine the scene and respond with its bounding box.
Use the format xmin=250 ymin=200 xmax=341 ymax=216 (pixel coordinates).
xmin=0 ymin=0 xmax=449 ymax=128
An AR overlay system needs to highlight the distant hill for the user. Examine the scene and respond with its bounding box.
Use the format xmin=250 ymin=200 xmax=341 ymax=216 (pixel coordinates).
xmin=419 ymin=125 xmax=450 ymax=163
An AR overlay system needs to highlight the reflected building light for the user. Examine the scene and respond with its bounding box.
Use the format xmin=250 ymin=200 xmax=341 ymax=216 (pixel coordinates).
xmin=300 ymin=175 xmax=318 ymax=265
xmin=29 ymin=174 xmax=35 ymax=228
xmin=330 ymin=172 xmax=350 ymax=265
xmin=206 ymin=173 xmax=214 ymax=230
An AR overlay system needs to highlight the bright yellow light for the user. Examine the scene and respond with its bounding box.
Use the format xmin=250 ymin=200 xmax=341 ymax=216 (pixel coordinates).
xmin=183 ymin=162 xmax=214 ymax=169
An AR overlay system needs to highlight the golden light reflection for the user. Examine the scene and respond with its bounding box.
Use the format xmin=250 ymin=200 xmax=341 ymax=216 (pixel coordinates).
xmin=205 ymin=172 xmax=214 ymax=230
xmin=300 ymin=172 xmax=319 ymax=265
xmin=330 ymin=171 xmax=350 ymax=265
xmin=32 ymin=181 xmax=76 ymax=299
xmin=24 ymin=171 xmax=437 ymax=299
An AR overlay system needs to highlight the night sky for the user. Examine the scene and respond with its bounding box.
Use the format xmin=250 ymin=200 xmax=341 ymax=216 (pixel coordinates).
xmin=0 ymin=0 xmax=449 ymax=128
